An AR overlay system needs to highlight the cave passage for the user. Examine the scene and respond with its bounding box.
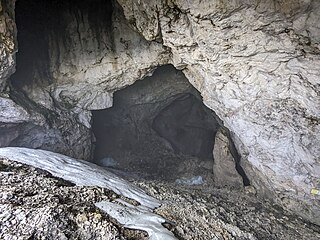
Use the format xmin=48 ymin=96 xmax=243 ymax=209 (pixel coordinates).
xmin=92 ymin=65 xmax=248 ymax=185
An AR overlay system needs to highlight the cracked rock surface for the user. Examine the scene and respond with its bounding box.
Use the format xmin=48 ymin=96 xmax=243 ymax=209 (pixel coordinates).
xmin=1 ymin=0 xmax=169 ymax=160
xmin=0 ymin=0 xmax=319 ymax=226
xmin=116 ymin=0 xmax=320 ymax=224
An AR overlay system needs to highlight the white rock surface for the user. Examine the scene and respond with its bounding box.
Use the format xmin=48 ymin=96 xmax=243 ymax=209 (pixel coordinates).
xmin=117 ymin=0 xmax=320 ymax=224
xmin=0 ymin=97 xmax=30 ymax=123
xmin=24 ymin=3 xmax=169 ymax=116
xmin=0 ymin=0 xmax=319 ymax=225
xmin=0 ymin=1 xmax=170 ymax=158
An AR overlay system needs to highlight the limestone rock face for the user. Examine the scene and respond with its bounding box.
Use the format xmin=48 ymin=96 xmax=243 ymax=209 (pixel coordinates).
xmin=13 ymin=1 xmax=169 ymax=127
xmin=213 ymin=128 xmax=244 ymax=188
xmin=0 ymin=96 xmax=30 ymax=147
xmin=116 ymin=0 xmax=320 ymax=224
xmin=0 ymin=1 xmax=170 ymax=159
xmin=0 ymin=96 xmax=29 ymax=123
xmin=0 ymin=0 xmax=319 ymax=225
xmin=0 ymin=0 xmax=16 ymax=91
xmin=0 ymin=1 xmax=169 ymax=159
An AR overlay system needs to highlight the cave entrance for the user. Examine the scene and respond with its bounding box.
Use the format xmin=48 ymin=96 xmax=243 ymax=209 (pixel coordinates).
xmin=11 ymin=1 xmax=249 ymax=187
xmin=92 ymin=65 xmax=248 ymax=186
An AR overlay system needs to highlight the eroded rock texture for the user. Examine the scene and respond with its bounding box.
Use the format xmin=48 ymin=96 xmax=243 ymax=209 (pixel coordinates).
xmin=0 ymin=0 xmax=319 ymax=225
xmin=0 ymin=0 xmax=15 ymax=91
xmin=12 ymin=0 xmax=169 ymax=125
xmin=2 ymin=0 xmax=169 ymax=159
xmin=2 ymin=152 xmax=319 ymax=239
xmin=117 ymin=0 xmax=320 ymax=224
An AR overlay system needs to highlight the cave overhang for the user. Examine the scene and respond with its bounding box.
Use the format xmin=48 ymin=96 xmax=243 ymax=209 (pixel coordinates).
xmin=0 ymin=0 xmax=319 ymax=226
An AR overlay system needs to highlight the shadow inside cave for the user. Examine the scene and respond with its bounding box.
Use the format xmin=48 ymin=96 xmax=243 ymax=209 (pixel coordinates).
xmin=92 ymin=65 xmax=249 ymax=186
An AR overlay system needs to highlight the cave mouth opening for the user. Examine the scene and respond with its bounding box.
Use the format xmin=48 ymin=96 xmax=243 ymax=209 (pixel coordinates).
xmin=92 ymin=65 xmax=249 ymax=186
xmin=11 ymin=0 xmax=250 ymax=187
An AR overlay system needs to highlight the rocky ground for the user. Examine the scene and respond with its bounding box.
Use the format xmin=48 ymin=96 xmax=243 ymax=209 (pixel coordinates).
xmin=135 ymin=180 xmax=320 ymax=240
xmin=0 ymin=159 xmax=148 ymax=240
xmin=1 ymin=158 xmax=319 ymax=240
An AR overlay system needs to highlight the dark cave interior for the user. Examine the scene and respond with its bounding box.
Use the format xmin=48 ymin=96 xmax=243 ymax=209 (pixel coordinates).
xmin=8 ymin=0 xmax=249 ymax=187
xmin=11 ymin=0 xmax=114 ymax=90
xmin=92 ymin=65 xmax=249 ymax=185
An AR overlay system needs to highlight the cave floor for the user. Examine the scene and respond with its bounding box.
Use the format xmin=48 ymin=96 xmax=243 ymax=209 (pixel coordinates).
xmin=134 ymin=179 xmax=320 ymax=240
xmin=1 ymin=158 xmax=319 ymax=240
xmin=99 ymin=151 xmax=215 ymax=185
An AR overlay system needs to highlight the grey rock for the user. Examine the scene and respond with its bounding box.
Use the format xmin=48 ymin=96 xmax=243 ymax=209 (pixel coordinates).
xmin=0 ymin=1 xmax=169 ymax=159
xmin=0 ymin=97 xmax=30 ymax=123
xmin=117 ymin=0 xmax=320 ymax=225
xmin=92 ymin=65 xmax=219 ymax=182
xmin=0 ymin=0 xmax=16 ymax=92
xmin=0 ymin=0 xmax=318 ymax=225
xmin=213 ymin=128 xmax=244 ymax=188
xmin=0 ymin=158 xmax=146 ymax=239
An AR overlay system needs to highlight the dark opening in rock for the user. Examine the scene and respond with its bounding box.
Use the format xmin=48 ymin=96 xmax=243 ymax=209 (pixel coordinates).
xmin=92 ymin=65 xmax=249 ymax=186
xmin=11 ymin=0 xmax=114 ymax=90
xmin=9 ymin=0 xmax=250 ymax=187
xmin=152 ymin=93 xmax=217 ymax=159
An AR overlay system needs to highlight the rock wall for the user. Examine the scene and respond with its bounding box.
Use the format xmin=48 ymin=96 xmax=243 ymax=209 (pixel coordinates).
xmin=1 ymin=0 xmax=169 ymax=159
xmin=0 ymin=0 xmax=15 ymax=92
xmin=213 ymin=128 xmax=244 ymax=189
xmin=0 ymin=0 xmax=22 ymax=150
xmin=12 ymin=0 xmax=169 ymax=127
xmin=0 ymin=0 xmax=319 ymax=225
xmin=116 ymin=0 xmax=320 ymax=224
